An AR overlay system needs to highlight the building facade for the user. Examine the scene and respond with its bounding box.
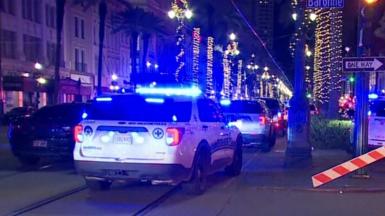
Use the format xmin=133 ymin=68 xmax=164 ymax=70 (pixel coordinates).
xmin=0 ymin=0 xmax=164 ymax=112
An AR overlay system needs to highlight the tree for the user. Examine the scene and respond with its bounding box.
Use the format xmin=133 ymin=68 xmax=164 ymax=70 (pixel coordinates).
xmin=113 ymin=7 xmax=166 ymax=85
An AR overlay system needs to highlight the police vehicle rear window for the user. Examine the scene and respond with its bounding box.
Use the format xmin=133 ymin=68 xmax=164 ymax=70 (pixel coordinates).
xmin=222 ymin=101 xmax=263 ymax=114
xmin=33 ymin=104 xmax=86 ymax=123
xmin=371 ymin=100 xmax=385 ymax=117
xmin=87 ymin=95 xmax=192 ymax=122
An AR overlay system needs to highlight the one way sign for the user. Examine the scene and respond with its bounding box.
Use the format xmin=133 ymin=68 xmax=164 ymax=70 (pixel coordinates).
xmin=343 ymin=57 xmax=385 ymax=72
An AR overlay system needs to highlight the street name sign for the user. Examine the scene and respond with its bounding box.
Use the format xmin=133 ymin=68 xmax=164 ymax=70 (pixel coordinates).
xmin=343 ymin=57 xmax=385 ymax=72
xmin=307 ymin=0 xmax=344 ymax=8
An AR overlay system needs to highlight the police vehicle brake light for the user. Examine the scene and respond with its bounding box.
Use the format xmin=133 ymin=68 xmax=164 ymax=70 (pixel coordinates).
xmin=74 ymin=125 xmax=84 ymax=143
xmin=166 ymin=127 xmax=185 ymax=146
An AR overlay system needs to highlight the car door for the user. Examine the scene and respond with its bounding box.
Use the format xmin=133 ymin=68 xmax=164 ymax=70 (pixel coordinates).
xmin=197 ymin=99 xmax=229 ymax=167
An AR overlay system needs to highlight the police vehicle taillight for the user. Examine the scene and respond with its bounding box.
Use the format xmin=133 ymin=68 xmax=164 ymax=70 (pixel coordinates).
xmin=74 ymin=125 xmax=84 ymax=143
xmin=259 ymin=116 xmax=267 ymax=125
xmin=166 ymin=127 xmax=184 ymax=146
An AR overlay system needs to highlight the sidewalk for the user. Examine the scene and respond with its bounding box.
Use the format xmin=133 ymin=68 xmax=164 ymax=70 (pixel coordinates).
xmin=244 ymin=147 xmax=385 ymax=192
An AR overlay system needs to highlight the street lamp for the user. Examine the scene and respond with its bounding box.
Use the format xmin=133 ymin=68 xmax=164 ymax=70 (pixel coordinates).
xmin=111 ymin=74 xmax=118 ymax=81
xmin=229 ymin=33 xmax=237 ymax=41
xmin=34 ymin=62 xmax=43 ymax=70
xmin=168 ymin=0 xmax=192 ymax=82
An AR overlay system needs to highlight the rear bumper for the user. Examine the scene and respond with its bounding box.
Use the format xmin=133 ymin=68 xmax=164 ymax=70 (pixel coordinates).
xmin=242 ymin=134 xmax=266 ymax=144
xmin=75 ymin=160 xmax=192 ymax=183
xmin=10 ymin=140 xmax=74 ymax=160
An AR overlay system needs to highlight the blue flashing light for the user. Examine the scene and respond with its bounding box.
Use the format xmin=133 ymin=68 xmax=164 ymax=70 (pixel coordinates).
xmin=136 ymin=86 xmax=202 ymax=97
xmin=145 ymin=98 xmax=165 ymax=104
xmin=368 ymin=93 xmax=379 ymax=100
xmin=96 ymin=97 xmax=112 ymax=102
xmin=220 ymin=99 xmax=231 ymax=106
xmin=82 ymin=112 xmax=88 ymax=119
xmin=172 ymin=115 xmax=178 ymax=122
xmin=368 ymin=110 xmax=372 ymax=116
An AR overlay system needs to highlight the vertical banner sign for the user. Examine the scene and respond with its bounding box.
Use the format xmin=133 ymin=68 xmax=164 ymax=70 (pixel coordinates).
xmin=236 ymin=60 xmax=243 ymax=100
xmin=192 ymin=28 xmax=200 ymax=86
xmin=206 ymin=37 xmax=214 ymax=98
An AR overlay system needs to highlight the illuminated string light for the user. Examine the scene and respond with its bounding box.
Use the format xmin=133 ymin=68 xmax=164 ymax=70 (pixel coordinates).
xmin=235 ymin=60 xmax=243 ymax=100
xmin=206 ymin=37 xmax=214 ymax=98
xmin=313 ymin=9 xmax=343 ymax=104
xmin=169 ymin=0 xmax=191 ymax=83
xmin=223 ymin=52 xmax=231 ymax=99
xmin=192 ymin=28 xmax=200 ymax=86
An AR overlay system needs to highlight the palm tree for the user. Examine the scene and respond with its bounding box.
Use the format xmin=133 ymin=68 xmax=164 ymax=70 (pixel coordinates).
xmin=113 ymin=7 xmax=166 ymax=85
xmin=54 ymin=0 xmax=66 ymax=104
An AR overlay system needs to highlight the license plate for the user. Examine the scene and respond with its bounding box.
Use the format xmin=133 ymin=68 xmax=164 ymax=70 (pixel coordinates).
xmin=113 ymin=134 xmax=132 ymax=145
xmin=33 ymin=140 xmax=47 ymax=147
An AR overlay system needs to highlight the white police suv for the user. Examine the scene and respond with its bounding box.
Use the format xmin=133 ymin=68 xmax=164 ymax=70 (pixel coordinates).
xmin=73 ymin=87 xmax=242 ymax=194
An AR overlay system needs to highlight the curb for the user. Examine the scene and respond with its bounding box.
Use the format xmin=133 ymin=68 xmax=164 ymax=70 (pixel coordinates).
xmin=252 ymin=186 xmax=385 ymax=193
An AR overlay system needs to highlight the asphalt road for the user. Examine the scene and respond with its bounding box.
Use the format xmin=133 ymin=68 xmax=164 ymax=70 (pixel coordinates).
xmin=1 ymin=137 xmax=385 ymax=216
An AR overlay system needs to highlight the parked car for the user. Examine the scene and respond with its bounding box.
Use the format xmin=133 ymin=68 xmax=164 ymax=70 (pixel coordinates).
xmin=258 ymin=98 xmax=286 ymax=136
xmin=9 ymin=103 xmax=88 ymax=165
xmin=221 ymin=100 xmax=276 ymax=152
xmin=2 ymin=106 xmax=35 ymax=125
xmin=74 ymin=93 xmax=242 ymax=194
xmin=368 ymin=98 xmax=385 ymax=149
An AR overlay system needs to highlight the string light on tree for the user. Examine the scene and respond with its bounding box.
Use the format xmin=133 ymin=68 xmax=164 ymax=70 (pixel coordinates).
xmin=168 ymin=0 xmax=192 ymax=83
xmin=235 ymin=60 xmax=243 ymax=100
xmin=206 ymin=37 xmax=214 ymax=98
xmin=192 ymin=28 xmax=200 ymax=86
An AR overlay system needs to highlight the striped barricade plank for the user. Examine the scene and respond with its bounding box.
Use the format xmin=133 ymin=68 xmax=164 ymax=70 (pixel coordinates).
xmin=312 ymin=146 xmax=385 ymax=188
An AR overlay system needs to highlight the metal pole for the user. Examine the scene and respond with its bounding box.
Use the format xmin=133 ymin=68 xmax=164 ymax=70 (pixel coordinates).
xmin=353 ymin=0 xmax=369 ymax=177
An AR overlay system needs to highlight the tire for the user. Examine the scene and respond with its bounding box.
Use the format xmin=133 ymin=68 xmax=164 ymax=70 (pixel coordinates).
xmin=225 ymin=139 xmax=243 ymax=176
xmin=85 ymin=178 xmax=112 ymax=191
xmin=18 ymin=156 xmax=40 ymax=166
xmin=184 ymin=153 xmax=208 ymax=195
xmin=269 ymin=131 xmax=277 ymax=147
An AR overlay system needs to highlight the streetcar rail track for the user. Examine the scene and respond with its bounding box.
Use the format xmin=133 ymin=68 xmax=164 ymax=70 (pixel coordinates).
xmin=132 ymin=184 xmax=181 ymax=216
xmin=6 ymin=185 xmax=88 ymax=216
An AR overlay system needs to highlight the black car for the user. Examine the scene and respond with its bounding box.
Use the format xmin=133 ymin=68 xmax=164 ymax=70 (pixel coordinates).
xmin=2 ymin=106 xmax=35 ymax=125
xmin=258 ymin=98 xmax=286 ymax=136
xmin=8 ymin=103 xmax=88 ymax=165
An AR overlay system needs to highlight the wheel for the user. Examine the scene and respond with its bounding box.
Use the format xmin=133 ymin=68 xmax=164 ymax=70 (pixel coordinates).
xmin=18 ymin=156 xmax=40 ymax=166
xmin=85 ymin=178 xmax=112 ymax=191
xmin=184 ymin=153 xmax=207 ymax=195
xmin=269 ymin=131 xmax=277 ymax=147
xmin=225 ymin=139 xmax=243 ymax=176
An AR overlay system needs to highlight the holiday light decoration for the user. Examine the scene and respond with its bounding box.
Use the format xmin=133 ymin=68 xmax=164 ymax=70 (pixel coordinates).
xmin=169 ymin=0 xmax=192 ymax=82
xmin=313 ymin=9 xmax=343 ymax=104
xmin=223 ymin=51 xmax=231 ymax=99
xmin=235 ymin=60 xmax=243 ymax=100
xmin=206 ymin=37 xmax=214 ymax=98
xmin=192 ymin=28 xmax=200 ymax=86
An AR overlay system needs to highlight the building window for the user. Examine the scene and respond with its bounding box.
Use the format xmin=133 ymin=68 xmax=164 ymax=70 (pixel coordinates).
xmin=81 ymin=19 xmax=85 ymax=39
xmin=0 ymin=0 xmax=15 ymax=15
xmin=74 ymin=17 xmax=79 ymax=37
xmin=74 ymin=16 xmax=85 ymax=39
xmin=23 ymin=34 xmax=42 ymax=62
xmin=22 ymin=0 xmax=41 ymax=23
xmin=0 ymin=29 xmax=16 ymax=59
xmin=75 ymin=48 xmax=86 ymax=73
xmin=47 ymin=42 xmax=64 ymax=67
xmin=45 ymin=4 xmax=55 ymax=28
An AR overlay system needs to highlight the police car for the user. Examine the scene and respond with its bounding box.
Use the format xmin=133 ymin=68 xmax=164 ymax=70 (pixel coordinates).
xmin=368 ymin=98 xmax=385 ymax=148
xmin=73 ymin=87 xmax=243 ymax=194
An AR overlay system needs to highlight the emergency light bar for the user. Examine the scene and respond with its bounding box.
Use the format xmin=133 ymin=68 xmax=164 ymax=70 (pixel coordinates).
xmin=136 ymin=86 xmax=202 ymax=97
